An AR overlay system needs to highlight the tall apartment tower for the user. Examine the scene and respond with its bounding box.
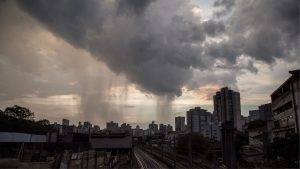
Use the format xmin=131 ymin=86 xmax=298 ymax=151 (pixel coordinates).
xmin=175 ymin=116 xmax=185 ymax=132
xmin=62 ymin=118 xmax=69 ymax=126
xmin=149 ymin=121 xmax=158 ymax=132
xmin=213 ymin=87 xmax=242 ymax=131
xmin=213 ymin=87 xmax=241 ymax=169
xmin=186 ymin=107 xmax=212 ymax=133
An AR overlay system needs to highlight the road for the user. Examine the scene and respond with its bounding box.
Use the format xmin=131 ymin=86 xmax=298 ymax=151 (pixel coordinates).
xmin=134 ymin=148 xmax=167 ymax=169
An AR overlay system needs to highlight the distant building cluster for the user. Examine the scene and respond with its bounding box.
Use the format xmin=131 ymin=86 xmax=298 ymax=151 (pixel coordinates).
xmin=37 ymin=70 xmax=300 ymax=161
xmin=52 ymin=119 xmax=100 ymax=137
xmin=0 ymin=69 xmax=298 ymax=169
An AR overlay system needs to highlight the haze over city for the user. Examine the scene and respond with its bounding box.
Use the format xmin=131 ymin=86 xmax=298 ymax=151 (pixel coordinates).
xmin=0 ymin=0 xmax=298 ymax=128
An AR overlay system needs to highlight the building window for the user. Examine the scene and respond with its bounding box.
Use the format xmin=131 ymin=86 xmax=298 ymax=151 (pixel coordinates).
xmin=274 ymin=101 xmax=293 ymax=115
xmin=274 ymin=121 xmax=280 ymax=129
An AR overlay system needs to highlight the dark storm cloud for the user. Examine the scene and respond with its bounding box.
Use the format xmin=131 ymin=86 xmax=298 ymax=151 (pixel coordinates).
xmin=241 ymin=0 xmax=299 ymax=62
xmin=207 ymin=0 xmax=299 ymax=64
xmin=213 ymin=0 xmax=235 ymax=17
xmin=203 ymin=20 xmax=225 ymax=36
xmin=16 ymin=0 xmax=299 ymax=97
xmin=214 ymin=0 xmax=235 ymax=9
xmin=17 ymin=0 xmax=108 ymax=49
xmin=17 ymin=0 xmax=218 ymax=97
xmin=117 ymin=0 xmax=155 ymax=14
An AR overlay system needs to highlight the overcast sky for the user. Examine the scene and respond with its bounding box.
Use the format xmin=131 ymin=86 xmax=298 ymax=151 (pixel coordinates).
xmin=0 ymin=0 xmax=299 ymax=128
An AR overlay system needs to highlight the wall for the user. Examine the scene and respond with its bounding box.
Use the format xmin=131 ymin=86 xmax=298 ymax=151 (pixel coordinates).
xmin=0 ymin=132 xmax=46 ymax=142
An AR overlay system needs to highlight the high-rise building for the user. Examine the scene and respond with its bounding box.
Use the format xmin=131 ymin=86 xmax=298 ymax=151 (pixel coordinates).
xmin=271 ymin=70 xmax=299 ymax=139
xmin=83 ymin=121 xmax=92 ymax=129
xmin=258 ymin=103 xmax=272 ymax=121
xmin=149 ymin=121 xmax=158 ymax=132
xmin=106 ymin=121 xmax=118 ymax=130
xmin=159 ymin=124 xmax=166 ymax=133
xmin=186 ymin=107 xmax=221 ymax=140
xmin=213 ymin=87 xmax=242 ymax=131
xmin=221 ymin=121 xmax=237 ymax=169
xmin=133 ymin=125 xmax=143 ymax=137
xmin=186 ymin=107 xmax=212 ymax=132
xmin=78 ymin=121 xmax=82 ymax=128
xmin=213 ymin=87 xmax=241 ymax=169
xmin=249 ymin=109 xmax=259 ymax=121
xmin=120 ymin=123 xmax=132 ymax=131
xmin=175 ymin=116 xmax=185 ymax=132
xmin=210 ymin=122 xmax=222 ymax=141
xmin=62 ymin=118 xmax=69 ymax=126
xmin=242 ymin=104 xmax=272 ymax=128
xmin=92 ymin=125 xmax=100 ymax=133
xmin=166 ymin=124 xmax=173 ymax=133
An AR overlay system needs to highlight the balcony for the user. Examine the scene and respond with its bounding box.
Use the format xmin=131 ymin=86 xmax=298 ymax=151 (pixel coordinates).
xmin=272 ymin=124 xmax=295 ymax=132
xmin=271 ymin=94 xmax=293 ymax=110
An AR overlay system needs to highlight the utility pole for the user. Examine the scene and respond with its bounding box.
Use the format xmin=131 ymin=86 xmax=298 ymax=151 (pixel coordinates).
xmin=173 ymin=136 xmax=176 ymax=169
xmin=18 ymin=142 xmax=25 ymax=161
xmin=81 ymin=152 xmax=84 ymax=169
xmin=94 ymin=151 xmax=97 ymax=169
xmin=150 ymin=139 xmax=153 ymax=155
xmin=86 ymin=151 xmax=89 ymax=169
xmin=188 ymin=113 xmax=193 ymax=168
xmin=161 ymin=143 xmax=164 ymax=160
xmin=188 ymin=129 xmax=193 ymax=168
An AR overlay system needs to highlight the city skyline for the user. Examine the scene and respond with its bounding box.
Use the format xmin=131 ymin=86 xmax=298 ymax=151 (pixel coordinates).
xmin=0 ymin=0 xmax=299 ymax=128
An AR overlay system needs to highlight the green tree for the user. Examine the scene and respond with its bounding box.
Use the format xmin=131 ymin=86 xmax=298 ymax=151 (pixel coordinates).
xmin=4 ymin=105 xmax=34 ymax=120
xmin=0 ymin=108 xmax=55 ymax=134
xmin=266 ymin=133 xmax=299 ymax=168
xmin=176 ymin=133 xmax=214 ymax=158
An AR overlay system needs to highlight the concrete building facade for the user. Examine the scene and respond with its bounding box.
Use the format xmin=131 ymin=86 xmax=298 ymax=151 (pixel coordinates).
xmin=258 ymin=103 xmax=272 ymax=121
xmin=159 ymin=124 xmax=166 ymax=133
xmin=62 ymin=118 xmax=69 ymax=126
xmin=186 ymin=107 xmax=220 ymax=140
xmin=187 ymin=107 xmax=211 ymax=133
xmin=175 ymin=116 xmax=185 ymax=132
xmin=213 ymin=87 xmax=241 ymax=169
xmin=271 ymin=70 xmax=299 ymax=139
xmin=221 ymin=121 xmax=237 ymax=169
xmin=149 ymin=121 xmax=158 ymax=132
xmin=166 ymin=124 xmax=173 ymax=133
xmin=213 ymin=87 xmax=242 ymax=131
xmin=106 ymin=121 xmax=118 ymax=130
xmin=249 ymin=110 xmax=260 ymax=122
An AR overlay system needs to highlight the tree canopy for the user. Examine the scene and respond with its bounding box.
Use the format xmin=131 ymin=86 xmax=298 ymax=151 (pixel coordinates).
xmin=266 ymin=133 xmax=299 ymax=168
xmin=0 ymin=105 xmax=55 ymax=134
xmin=176 ymin=133 xmax=215 ymax=161
xmin=4 ymin=105 xmax=34 ymax=120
